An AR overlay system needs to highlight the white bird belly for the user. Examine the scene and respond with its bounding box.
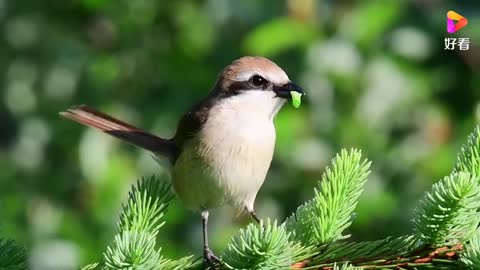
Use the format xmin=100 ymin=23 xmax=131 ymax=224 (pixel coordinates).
xmin=171 ymin=92 xmax=280 ymax=211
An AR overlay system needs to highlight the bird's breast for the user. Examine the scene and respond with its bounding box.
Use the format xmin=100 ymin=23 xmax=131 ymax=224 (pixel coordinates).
xmin=199 ymin=101 xmax=277 ymax=175
xmin=172 ymin=95 xmax=278 ymax=210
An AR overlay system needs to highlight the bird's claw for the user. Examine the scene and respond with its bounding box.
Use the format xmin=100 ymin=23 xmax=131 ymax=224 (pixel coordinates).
xmin=203 ymin=248 xmax=221 ymax=269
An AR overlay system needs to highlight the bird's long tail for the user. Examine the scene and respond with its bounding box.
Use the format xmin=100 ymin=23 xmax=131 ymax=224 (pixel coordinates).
xmin=60 ymin=105 xmax=177 ymax=158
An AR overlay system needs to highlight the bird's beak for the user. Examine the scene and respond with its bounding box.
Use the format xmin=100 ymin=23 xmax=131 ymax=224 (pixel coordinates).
xmin=274 ymin=82 xmax=305 ymax=99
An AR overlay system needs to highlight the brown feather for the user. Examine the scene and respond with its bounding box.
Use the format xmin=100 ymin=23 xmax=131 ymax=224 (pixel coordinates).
xmin=173 ymin=96 xmax=215 ymax=148
xmin=60 ymin=105 xmax=177 ymax=160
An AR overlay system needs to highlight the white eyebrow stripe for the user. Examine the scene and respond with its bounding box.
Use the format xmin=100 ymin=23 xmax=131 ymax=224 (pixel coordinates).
xmin=233 ymin=70 xmax=257 ymax=82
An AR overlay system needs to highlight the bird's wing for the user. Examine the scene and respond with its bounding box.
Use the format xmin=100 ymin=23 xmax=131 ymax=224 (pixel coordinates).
xmin=173 ymin=100 xmax=212 ymax=150
xmin=172 ymin=89 xmax=228 ymax=151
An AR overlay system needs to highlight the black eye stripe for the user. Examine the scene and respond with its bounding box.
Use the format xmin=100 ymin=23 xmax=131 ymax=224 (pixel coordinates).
xmin=225 ymin=76 xmax=272 ymax=93
xmin=227 ymin=81 xmax=253 ymax=92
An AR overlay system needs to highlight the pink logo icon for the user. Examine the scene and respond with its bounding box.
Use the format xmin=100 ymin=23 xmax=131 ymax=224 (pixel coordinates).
xmin=447 ymin=11 xmax=468 ymax=34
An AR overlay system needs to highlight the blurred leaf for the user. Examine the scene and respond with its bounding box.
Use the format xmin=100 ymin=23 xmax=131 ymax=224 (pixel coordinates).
xmin=275 ymin=109 xmax=310 ymax=161
xmin=244 ymin=17 xmax=316 ymax=56
xmin=81 ymin=0 xmax=112 ymax=10
xmin=354 ymin=189 xmax=397 ymax=227
xmin=175 ymin=2 xmax=215 ymax=57
xmin=87 ymin=55 xmax=120 ymax=87
xmin=342 ymin=1 xmax=403 ymax=47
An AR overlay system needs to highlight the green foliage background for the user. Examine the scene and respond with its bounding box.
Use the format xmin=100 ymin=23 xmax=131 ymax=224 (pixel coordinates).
xmin=0 ymin=0 xmax=479 ymax=269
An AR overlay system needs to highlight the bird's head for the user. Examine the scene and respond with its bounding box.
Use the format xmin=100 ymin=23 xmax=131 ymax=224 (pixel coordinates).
xmin=213 ymin=56 xmax=305 ymax=118
xmin=217 ymin=56 xmax=304 ymax=98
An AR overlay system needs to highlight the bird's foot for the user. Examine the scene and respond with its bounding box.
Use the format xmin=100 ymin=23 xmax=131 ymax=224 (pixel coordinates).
xmin=249 ymin=211 xmax=261 ymax=224
xmin=203 ymin=248 xmax=221 ymax=269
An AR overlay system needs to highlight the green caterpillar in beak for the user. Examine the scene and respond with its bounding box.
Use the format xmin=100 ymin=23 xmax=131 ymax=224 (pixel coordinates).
xmin=290 ymin=91 xmax=303 ymax=109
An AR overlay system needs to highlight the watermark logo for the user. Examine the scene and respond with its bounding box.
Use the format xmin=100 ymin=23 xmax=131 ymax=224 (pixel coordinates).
xmin=445 ymin=11 xmax=470 ymax=51
xmin=447 ymin=11 xmax=468 ymax=33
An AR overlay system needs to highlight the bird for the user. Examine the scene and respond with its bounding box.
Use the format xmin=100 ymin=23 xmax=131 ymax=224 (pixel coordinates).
xmin=60 ymin=56 xmax=305 ymax=268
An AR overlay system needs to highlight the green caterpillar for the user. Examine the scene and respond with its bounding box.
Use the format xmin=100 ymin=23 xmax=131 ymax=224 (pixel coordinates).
xmin=290 ymin=91 xmax=303 ymax=109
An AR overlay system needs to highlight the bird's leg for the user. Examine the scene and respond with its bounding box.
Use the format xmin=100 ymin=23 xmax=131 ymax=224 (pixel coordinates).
xmin=202 ymin=210 xmax=220 ymax=269
xmin=247 ymin=209 xmax=267 ymax=230
xmin=249 ymin=210 xmax=261 ymax=224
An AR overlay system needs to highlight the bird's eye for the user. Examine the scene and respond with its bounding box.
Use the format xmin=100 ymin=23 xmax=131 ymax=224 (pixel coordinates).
xmin=250 ymin=75 xmax=267 ymax=86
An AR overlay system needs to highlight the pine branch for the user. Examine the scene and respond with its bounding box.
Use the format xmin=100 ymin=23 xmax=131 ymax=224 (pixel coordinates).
xmin=81 ymin=175 xmax=196 ymax=270
xmin=412 ymin=172 xmax=480 ymax=247
xmin=80 ymin=263 xmax=100 ymax=270
xmin=70 ymin=126 xmax=480 ymax=270
xmin=221 ymin=219 xmax=310 ymax=270
xmin=285 ymin=149 xmax=371 ymax=246
xmin=104 ymin=231 xmax=162 ymax=269
xmin=331 ymin=263 xmax=362 ymax=270
xmin=295 ymin=244 xmax=462 ymax=269
xmin=118 ymin=175 xmax=173 ymax=235
xmin=454 ymin=126 xmax=480 ymax=177
xmin=460 ymin=229 xmax=480 ymax=270
xmin=160 ymin=256 xmax=198 ymax=270
xmin=102 ymin=176 xmax=176 ymax=269
xmin=311 ymin=235 xmax=420 ymax=265
xmin=0 ymin=238 xmax=27 ymax=270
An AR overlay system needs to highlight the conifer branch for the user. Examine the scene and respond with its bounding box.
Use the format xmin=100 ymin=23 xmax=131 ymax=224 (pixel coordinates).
xmin=5 ymin=127 xmax=480 ymax=270
xmin=285 ymin=149 xmax=371 ymax=246
xmin=461 ymin=229 xmax=480 ymax=270
xmin=80 ymin=263 xmax=100 ymax=270
xmin=0 ymin=238 xmax=27 ymax=270
xmin=221 ymin=219 xmax=311 ymax=270
xmin=104 ymin=231 xmax=162 ymax=269
xmin=118 ymin=176 xmax=173 ymax=235
xmin=454 ymin=126 xmax=480 ymax=177
xmin=311 ymin=235 xmax=420 ymax=265
xmin=102 ymin=176 xmax=176 ymax=269
xmin=412 ymin=172 xmax=480 ymax=246
xmin=82 ymin=176 xmax=195 ymax=269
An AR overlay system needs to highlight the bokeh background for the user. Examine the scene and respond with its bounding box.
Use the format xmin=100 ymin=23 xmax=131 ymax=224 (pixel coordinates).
xmin=1 ymin=0 xmax=480 ymax=269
